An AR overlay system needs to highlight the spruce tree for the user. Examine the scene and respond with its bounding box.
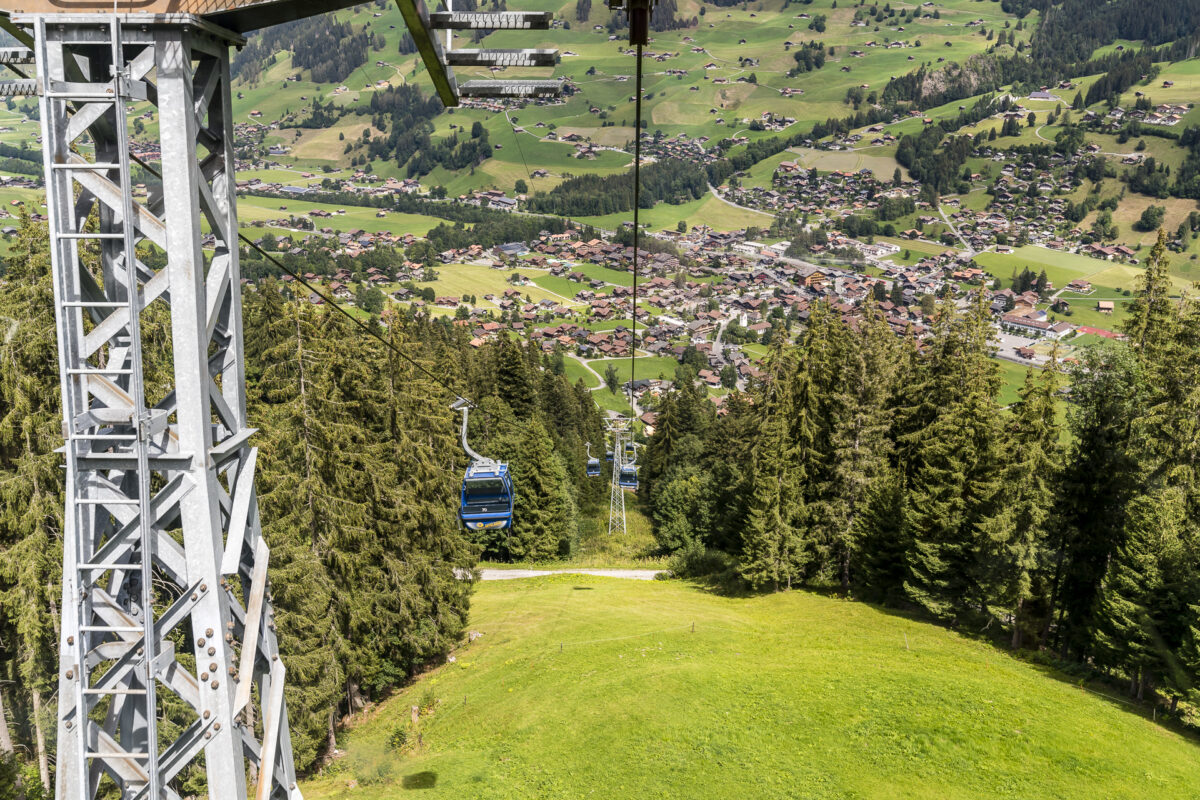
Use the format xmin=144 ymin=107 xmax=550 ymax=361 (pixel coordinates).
xmin=740 ymin=347 xmax=808 ymax=589
xmin=0 ymin=216 xmax=61 ymax=789
xmin=505 ymin=418 xmax=574 ymax=561
xmin=251 ymin=297 xmax=347 ymax=763
xmin=902 ymin=295 xmax=1002 ymax=623
xmin=1092 ymin=489 xmax=1183 ymax=699
xmin=1057 ymin=343 xmax=1145 ymax=658
xmin=740 ymin=410 xmax=805 ymax=590
xmin=823 ymin=300 xmax=898 ymax=592
xmin=1124 ymin=230 xmax=1178 ymax=362
xmin=976 ymin=355 xmax=1062 ymax=648
xmin=494 ymin=333 xmax=537 ymax=418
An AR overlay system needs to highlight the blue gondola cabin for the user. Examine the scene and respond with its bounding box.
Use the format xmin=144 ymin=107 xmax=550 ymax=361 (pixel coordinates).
xmin=459 ymin=462 xmax=514 ymax=530
xmin=618 ymin=464 xmax=638 ymax=490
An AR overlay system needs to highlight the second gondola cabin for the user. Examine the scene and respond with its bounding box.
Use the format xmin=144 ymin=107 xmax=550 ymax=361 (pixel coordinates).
xmin=618 ymin=463 xmax=639 ymax=491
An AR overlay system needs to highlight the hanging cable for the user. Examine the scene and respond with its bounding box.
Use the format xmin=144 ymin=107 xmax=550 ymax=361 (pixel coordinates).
xmin=508 ymin=109 xmax=536 ymax=189
xmin=239 ymin=232 xmax=483 ymax=411
xmin=628 ymin=40 xmax=644 ymax=418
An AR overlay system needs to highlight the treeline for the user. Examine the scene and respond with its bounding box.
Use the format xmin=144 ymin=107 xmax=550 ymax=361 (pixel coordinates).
xmin=1083 ymin=49 xmax=1157 ymax=107
xmin=606 ymin=0 xmax=696 ymax=33
xmin=406 ymin=127 xmax=492 ymax=178
xmin=422 ymin=215 xmax=597 ymax=252
xmin=0 ymin=142 xmax=40 ymax=177
xmin=292 ymin=19 xmax=372 ymax=84
xmin=0 ymin=214 xmax=607 ymax=793
xmin=895 ymin=126 xmax=975 ymax=197
xmin=1032 ymin=0 xmax=1200 ymax=65
xmin=232 ymin=15 xmax=371 ymax=85
xmin=524 ymin=158 xmax=708 ymax=216
xmin=642 ymin=233 xmax=1200 ymax=717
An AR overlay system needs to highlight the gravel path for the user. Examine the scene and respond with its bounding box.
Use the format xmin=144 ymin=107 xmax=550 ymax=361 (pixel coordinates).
xmin=478 ymin=568 xmax=664 ymax=581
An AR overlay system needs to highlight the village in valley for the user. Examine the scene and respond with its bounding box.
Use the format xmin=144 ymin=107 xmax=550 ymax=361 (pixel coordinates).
xmin=2 ymin=0 xmax=1198 ymax=418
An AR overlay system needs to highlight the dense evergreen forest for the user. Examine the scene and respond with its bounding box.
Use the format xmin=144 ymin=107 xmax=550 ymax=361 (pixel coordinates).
xmin=0 ymin=216 xmax=605 ymax=796
xmin=641 ymin=231 xmax=1200 ymax=716
xmin=524 ymin=157 xmax=710 ymax=216
xmin=1032 ymin=0 xmax=1200 ymax=65
xmin=232 ymin=16 xmax=373 ymax=85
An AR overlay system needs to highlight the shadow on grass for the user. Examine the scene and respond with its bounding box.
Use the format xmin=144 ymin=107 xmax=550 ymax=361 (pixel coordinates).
xmin=572 ymin=586 xmax=595 ymax=590
xmin=402 ymin=771 xmax=438 ymax=790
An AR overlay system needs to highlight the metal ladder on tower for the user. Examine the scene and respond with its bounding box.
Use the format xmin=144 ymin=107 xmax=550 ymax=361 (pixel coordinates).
xmin=430 ymin=2 xmax=563 ymax=98
xmin=40 ymin=17 xmax=163 ymax=796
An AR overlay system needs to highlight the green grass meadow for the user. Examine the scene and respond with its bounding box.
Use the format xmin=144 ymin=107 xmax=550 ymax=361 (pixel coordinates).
xmin=303 ymin=576 xmax=1200 ymax=799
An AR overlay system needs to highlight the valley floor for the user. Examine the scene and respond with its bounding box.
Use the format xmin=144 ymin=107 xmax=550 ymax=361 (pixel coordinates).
xmin=303 ymin=576 xmax=1200 ymax=799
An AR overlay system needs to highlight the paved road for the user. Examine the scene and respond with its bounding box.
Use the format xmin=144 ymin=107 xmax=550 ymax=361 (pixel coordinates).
xmin=478 ymin=568 xmax=664 ymax=581
xmin=939 ymin=205 xmax=973 ymax=253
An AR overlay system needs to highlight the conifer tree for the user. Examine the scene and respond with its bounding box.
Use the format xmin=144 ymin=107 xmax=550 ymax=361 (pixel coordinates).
xmin=1092 ymin=489 xmax=1183 ymax=699
xmin=1124 ymin=230 xmax=1178 ymax=362
xmin=740 ymin=410 xmax=805 ymax=590
xmin=505 ymin=418 xmax=574 ymax=561
xmin=251 ymin=298 xmax=347 ymax=762
xmin=902 ymin=295 xmax=1002 ymax=623
xmin=1057 ymin=343 xmax=1145 ymax=658
xmin=0 ymin=217 xmax=61 ymax=789
xmin=823 ymin=300 xmax=898 ymax=591
xmin=976 ymin=354 xmax=1062 ymax=647
xmin=740 ymin=348 xmax=808 ymax=589
xmin=701 ymin=392 xmax=756 ymax=553
xmin=494 ymin=333 xmax=537 ymax=418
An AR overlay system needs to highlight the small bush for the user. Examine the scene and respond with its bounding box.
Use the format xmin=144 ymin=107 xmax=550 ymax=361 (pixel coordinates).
xmin=669 ymin=541 xmax=737 ymax=579
xmin=419 ymin=686 xmax=438 ymax=714
xmin=388 ymin=725 xmax=410 ymax=751
xmin=356 ymin=760 xmax=393 ymax=786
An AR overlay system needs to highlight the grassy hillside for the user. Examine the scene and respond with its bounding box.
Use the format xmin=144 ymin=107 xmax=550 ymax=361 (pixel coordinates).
xmin=303 ymin=576 xmax=1200 ymax=799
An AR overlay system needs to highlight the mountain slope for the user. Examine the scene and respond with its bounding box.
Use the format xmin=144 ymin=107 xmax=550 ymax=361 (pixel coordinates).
xmin=304 ymin=575 xmax=1200 ymax=799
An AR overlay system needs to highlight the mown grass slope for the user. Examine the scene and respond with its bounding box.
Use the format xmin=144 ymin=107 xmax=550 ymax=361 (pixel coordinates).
xmin=303 ymin=576 xmax=1200 ymax=799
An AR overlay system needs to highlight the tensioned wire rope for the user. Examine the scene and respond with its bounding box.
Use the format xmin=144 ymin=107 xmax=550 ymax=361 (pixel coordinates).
xmin=627 ymin=39 xmax=644 ymax=425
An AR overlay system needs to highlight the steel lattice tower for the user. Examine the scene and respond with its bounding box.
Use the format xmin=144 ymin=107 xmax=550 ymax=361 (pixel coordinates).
xmin=29 ymin=16 xmax=300 ymax=799
xmin=606 ymin=418 xmax=630 ymax=536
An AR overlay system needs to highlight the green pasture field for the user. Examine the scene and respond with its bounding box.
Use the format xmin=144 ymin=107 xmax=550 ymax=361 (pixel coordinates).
xmin=974 ymin=245 xmax=1190 ymax=294
xmin=562 ymin=355 xmax=602 ymax=390
xmin=561 ymin=261 xmax=636 ymax=287
xmin=575 ymin=192 xmax=771 ymax=232
xmin=416 ymin=264 xmax=582 ymax=307
xmin=587 ymin=355 xmax=681 ymax=385
xmin=994 ymin=357 xmax=1037 ymax=407
xmin=785 ymin=145 xmax=908 ymax=181
xmin=302 ymin=574 xmax=1200 ymax=800
xmin=531 ymin=274 xmax=598 ymax=300
xmin=236 ymin=196 xmax=443 ymax=237
xmin=591 ymin=384 xmax=635 ymax=416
